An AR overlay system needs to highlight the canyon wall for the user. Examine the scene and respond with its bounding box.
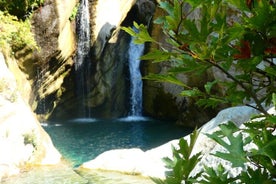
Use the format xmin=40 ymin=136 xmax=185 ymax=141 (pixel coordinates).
xmin=11 ymin=0 xmax=218 ymax=126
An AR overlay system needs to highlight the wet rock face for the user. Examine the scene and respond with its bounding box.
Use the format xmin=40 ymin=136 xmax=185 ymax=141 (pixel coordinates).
xmin=81 ymin=0 xmax=156 ymax=118
xmin=29 ymin=0 xmax=217 ymax=125
xmin=47 ymin=0 xmax=156 ymax=119
xmin=29 ymin=0 xmax=77 ymax=119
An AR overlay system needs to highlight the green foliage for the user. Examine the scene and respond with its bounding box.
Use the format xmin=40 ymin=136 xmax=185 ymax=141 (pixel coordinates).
xmin=0 ymin=11 xmax=38 ymax=52
xmin=69 ymin=3 xmax=79 ymax=21
xmin=122 ymin=0 xmax=276 ymax=183
xmin=206 ymin=120 xmax=276 ymax=183
xmin=207 ymin=122 xmax=248 ymax=168
xmin=122 ymin=0 xmax=276 ymax=115
xmin=201 ymin=164 xmax=237 ymax=184
xmin=0 ymin=0 xmax=44 ymax=19
xmin=122 ymin=22 xmax=156 ymax=44
xmin=152 ymin=129 xmax=202 ymax=184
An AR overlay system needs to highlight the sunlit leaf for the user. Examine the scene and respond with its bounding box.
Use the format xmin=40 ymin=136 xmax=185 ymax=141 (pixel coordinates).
xmin=122 ymin=22 xmax=155 ymax=44
xmin=185 ymin=0 xmax=202 ymax=8
xmin=180 ymin=89 xmax=202 ymax=97
xmin=140 ymin=49 xmax=172 ymax=62
xmin=204 ymin=80 xmax=217 ymax=94
xmin=143 ymin=73 xmax=187 ymax=87
xmin=207 ymin=122 xmax=248 ymax=168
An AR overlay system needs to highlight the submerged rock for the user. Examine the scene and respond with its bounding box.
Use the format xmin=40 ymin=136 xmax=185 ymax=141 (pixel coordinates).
xmin=79 ymin=106 xmax=260 ymax=179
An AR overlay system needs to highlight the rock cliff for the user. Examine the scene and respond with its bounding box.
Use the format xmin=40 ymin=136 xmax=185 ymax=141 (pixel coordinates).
xmin=46 ymin=0 xmax=156 ymax=119
xmin=16 ymin=0 xmax=218 ymax=126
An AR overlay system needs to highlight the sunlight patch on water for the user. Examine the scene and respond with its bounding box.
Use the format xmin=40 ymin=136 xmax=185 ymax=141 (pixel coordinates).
xmin=68 ymin=118 xmax=98 ymax=123
xmin=40 ymin=123 xmax=62 ymax=127
xmin=118 ymin=116 xmax=150 ymax=122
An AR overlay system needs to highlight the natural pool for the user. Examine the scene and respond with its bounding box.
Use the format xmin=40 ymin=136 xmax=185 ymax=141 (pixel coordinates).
xmin=3 ymin=117 xmax=192 ymax=184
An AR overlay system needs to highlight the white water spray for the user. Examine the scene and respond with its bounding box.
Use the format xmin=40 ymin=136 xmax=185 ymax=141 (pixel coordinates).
xmin=75 ymin=0 xmax=90 ymax=70
xmin=75 ymin=0 xmax=91 ymax=118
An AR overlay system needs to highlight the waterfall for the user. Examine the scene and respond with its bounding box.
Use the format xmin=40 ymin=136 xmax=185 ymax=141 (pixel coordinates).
xmin=76 ymin=0 xmax=90 ymax=70
xmin=75 ymin=0 xmax=91 ymax=118
xmin=128 ymin=33 xmax=145 ymax=117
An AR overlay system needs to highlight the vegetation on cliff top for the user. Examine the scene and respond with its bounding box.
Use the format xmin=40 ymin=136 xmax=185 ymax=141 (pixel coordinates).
xmin=0 ymin=0 xmax=41 ymax=52
xmin=0 ymin=11 xmax=37 ymax=52
xmin=123 ymin=0 xmax=276 ymax=183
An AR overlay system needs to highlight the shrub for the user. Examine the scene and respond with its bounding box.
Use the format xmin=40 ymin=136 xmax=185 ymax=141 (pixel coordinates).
xmin=0 ymin=11 xmax=38 ymax=52
xmin=69 ymin=3 xmax=79 ymax=21
xmin=122 ymin=0 xmax=276 ymax=183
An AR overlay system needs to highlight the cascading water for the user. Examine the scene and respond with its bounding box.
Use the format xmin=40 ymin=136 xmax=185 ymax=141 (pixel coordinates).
xmin=75 ymin=0 xmax=91 ymax=118
xmin=76 ymin=0 xmax=90 ymax=70
xmin=128 ymin=32 xmax=145 ymax=117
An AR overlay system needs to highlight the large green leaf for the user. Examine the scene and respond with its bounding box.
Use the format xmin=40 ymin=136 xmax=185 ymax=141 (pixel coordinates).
xmin=185 ymin=0 xmax=202 ymax=8
xmin=204 ymin=80 xmax=217 ymax=94
xmin=265 ymin=67 xmax=276 ymax=77
xmin=180 ymin=89 xmax=203 ymax=98
xmin=156 ymin=129 xmax=202 ymax=184
xmin=143 ymin=73 xmax=187 ymax=87
xmin=257 ymin=138 xmax=276 ymax=160
xmin=201 ymin=164 xmax=238 ymax=184
xmin=121 ymin=22 xmax=155 ymax=44
xmin=273 ymin=93 xmax=276 ymax=107
xmin=140 ymin=49 xmax=172 ymax=62
xmin=196 ymin=97 xmax=227 ymax=109
xmin=238 ymin=167 xmax=275 ymax=184
xmin=226 ymin=0 xmax=249 ymax=11
xmin=159 ymin=1 xmax=174 ymax=16
xmin=246 ymin=0 xmax=276 ymax=30
xmin=207 ymin=122 xmax=248 ymax=168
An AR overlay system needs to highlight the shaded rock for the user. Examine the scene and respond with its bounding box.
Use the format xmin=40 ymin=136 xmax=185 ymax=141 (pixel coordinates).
xmin=49 ymin=0 xmax=156 ymax=119
xmin=30 ymin=0 xmax=77 ymax=119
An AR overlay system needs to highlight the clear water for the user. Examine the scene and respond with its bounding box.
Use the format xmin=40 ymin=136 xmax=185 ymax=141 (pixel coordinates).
xmin=43 ymin=117 xmax=192 ymax=167
xmin=3 ymin=118 xmax=191 ymax=184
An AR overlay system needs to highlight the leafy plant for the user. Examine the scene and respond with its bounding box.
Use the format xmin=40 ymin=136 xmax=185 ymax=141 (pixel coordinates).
xmin=69 ymin=3 xmax=79 ymax=21
xmin=122 ymin=0 xmax=276 ymax=115
xmin=205 ymin=121 xmax=276 ymax=183
xmin=152 ymin=129 xmax=202 ymax=184
xmin=200 ymin=164 xmax=237 ymax=184
xmin=122 ymin=0 xmax=276 ymax=183
xmin=0 ymin=11 xmax=38 ymax=52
